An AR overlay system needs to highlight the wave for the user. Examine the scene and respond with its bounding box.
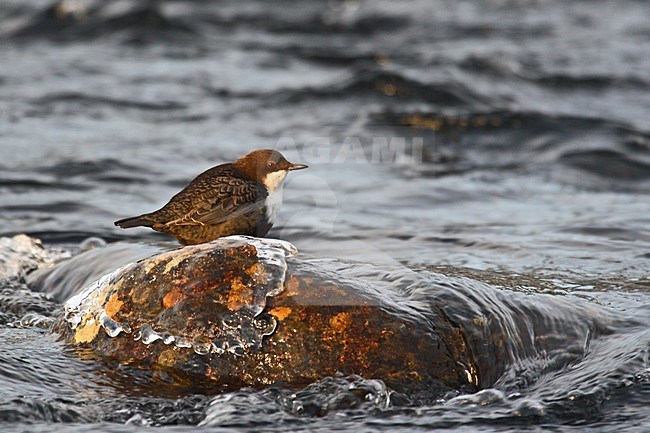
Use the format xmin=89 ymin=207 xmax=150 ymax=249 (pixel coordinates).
xmin=7 ymin=2 xmax=195 ymax=44
xmin=33 ymin=92 xmax=186 ymax=111
xmin=208 ymin=69 xmax=493 ymax=108
xmin=386 ymin=109 xmax=650 ymax=185
xmin=459 ymin=55 xmax=650 ymax=90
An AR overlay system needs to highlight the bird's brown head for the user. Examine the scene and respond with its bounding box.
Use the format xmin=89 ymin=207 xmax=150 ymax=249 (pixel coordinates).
xmin=234 ymin=149 xmax=308 ymax=190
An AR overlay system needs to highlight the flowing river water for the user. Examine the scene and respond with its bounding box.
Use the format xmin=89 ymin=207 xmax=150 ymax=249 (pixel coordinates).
xmin=1 ymin=1 xmax=649 ymax=431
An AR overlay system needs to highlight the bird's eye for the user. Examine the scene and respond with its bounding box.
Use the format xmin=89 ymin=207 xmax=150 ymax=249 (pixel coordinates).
xmin=267 ymin=161 xmax=275 ymax=167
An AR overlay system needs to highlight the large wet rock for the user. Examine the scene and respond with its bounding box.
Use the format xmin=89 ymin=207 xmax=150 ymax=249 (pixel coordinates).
xmin=54 ymin=236 xmax=477 ymax=393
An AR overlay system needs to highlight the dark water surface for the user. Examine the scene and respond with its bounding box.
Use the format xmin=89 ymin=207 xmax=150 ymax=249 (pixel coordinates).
xmin=1 ymin=0 xmax=649 ymax=431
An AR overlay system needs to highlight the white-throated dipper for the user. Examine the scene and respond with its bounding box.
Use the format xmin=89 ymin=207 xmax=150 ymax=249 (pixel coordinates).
xmin=114 ymin=149 xmax=307 ymax=245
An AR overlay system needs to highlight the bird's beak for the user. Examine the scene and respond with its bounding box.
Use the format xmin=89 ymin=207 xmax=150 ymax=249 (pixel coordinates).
xmin=287 ymin=163 xmax=308 ymax=171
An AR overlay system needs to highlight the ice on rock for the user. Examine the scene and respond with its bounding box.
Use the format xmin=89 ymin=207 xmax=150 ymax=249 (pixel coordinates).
xmin=62 ymin=236 xmax=296 ymax=356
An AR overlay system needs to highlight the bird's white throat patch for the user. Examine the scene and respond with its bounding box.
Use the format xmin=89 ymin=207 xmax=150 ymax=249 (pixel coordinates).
xmin=262 ymin=170 xmax=288 ymax=191
xmin=263 ymin=170 xmax=287 ymax=224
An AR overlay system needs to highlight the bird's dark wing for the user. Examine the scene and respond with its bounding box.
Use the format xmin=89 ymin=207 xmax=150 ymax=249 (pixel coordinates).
xmin=165 ymin=176 xmax=266 ymax=227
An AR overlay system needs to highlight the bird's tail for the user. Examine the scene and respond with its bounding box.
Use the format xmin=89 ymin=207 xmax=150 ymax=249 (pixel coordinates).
xmin=114 ymin=215 xmax=154 ymax=229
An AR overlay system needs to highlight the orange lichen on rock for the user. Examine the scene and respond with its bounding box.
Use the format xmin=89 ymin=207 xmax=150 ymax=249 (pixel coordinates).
xmin=226 ymin=277 xmax=253 ymax=311
xmin=163 ymin=286 xmax=187 ymax=309
xmin=104 ymin=293 xmax=123 ymax=317
xmin=329 ymin=312 xmax=352 ymax=334
xmin=244 ymin=263 xmax=265 ymax=279
xmin=268 ymin=306 xmax=292 ymax=321
xmin=73 ymin=317 xmax=100 ymax=344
